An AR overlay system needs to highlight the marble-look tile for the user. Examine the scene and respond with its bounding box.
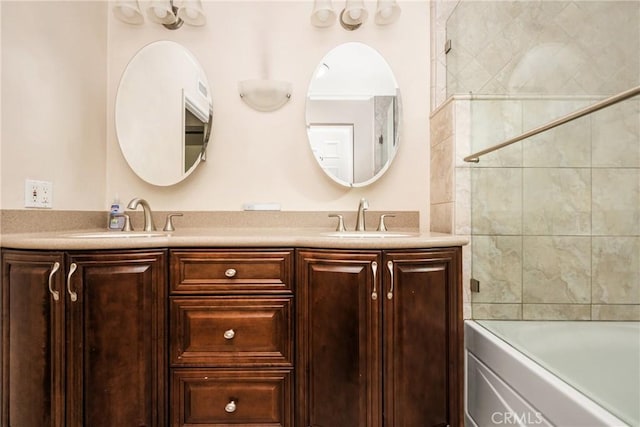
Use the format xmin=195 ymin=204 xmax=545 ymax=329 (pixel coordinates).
xmin=430 ymin=202 xmax=453 ymax=234
xmin=454 ymin=99 xmax=472 ymax=167
xmin=471 ymin=236 xmax=522 ymax=303
xmin=523 ymin=304 xmax=591 ymax=320
xmin=470 ymin=100 xmax=522 ymax=167
xmin=592 ymin=100 xmax=640 ymax=167
xmin=523 ymin=236 xmax=591 ymax=304
xmin=472 ymin=303 xmax=522 ymax=320
xmin=592 ymin=305 xmax=640 ymax=321
xmin=592 ymin=169 xmax=640 ymax=236
xmin=472 ymin=168 xmax=522 ymax=235
xmin=522 ymin=100 xmax=592 ymax=167
xmin=592 ymin=237 xmax=640 ymax=304
xmin=454 ymin=167 xmax=471 ymax=235
xmin=430 ymin=100 xmax=453 ymax=146
xmin=430 ymin=136 xmax=454 ymax=204
xmin=523 ymin=168 xmax=591 ymax=235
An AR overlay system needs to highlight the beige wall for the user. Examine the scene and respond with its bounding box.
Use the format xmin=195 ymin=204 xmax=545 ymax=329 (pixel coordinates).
xmin=1 ymin=1 xmax=107 ymax=211
xmin=1 ymin=1 xmax=431 ymax=227
xmin=106 ymin=1 xmax=430 ymax=222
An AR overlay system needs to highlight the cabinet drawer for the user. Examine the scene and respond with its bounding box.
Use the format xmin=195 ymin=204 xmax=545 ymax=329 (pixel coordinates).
xmin=170 ymin=297 xmax=293 ymax=366
xmin=171 ymin=369 xmax=292 ymax=426
xmin=170 ymin=250 xmax=293 ymax=294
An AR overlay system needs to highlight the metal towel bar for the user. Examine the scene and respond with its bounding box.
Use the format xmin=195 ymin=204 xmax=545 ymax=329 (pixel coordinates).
xmin=463 ymin=85 xmax=640 ymax=163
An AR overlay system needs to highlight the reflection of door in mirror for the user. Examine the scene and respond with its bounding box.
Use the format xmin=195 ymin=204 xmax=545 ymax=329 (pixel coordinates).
xmin=184 ymin=109 xmax=205 ymax=173
xmin=308 ymin=125 xmax=354 ymax=183
xmin=305 ymin=42 xmax=401 ymax=187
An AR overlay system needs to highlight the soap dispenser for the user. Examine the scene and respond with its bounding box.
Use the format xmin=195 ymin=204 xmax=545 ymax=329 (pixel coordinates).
xmin=108 ymin=195 xmax=124 ymax=230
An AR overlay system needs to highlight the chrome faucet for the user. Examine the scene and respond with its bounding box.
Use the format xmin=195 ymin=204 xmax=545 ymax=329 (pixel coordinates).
xmin=127 ymin=198 xmax=156 ymax=231
xmin=355 ymin=198 xmax=369 ymax=231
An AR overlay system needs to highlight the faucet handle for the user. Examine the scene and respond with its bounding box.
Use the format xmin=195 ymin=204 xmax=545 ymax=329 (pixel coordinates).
xmin=113 ymin=213 xmax=133 ymax=232
xmin=328 ymin=214 xmax=346 ymax=232
xmin=163 ymin=213 xmax=183 ymax=232
xmin=377 ymin=214 xmax=396 ymax=232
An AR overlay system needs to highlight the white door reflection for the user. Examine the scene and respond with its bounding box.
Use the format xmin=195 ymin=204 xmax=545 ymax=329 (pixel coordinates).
xmin=308 ymin=124 xmax=354 ymax=183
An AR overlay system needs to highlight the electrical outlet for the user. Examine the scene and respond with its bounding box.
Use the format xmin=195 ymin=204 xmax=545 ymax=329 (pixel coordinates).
xmin=24 ymin=179 xmax=53 ymax=209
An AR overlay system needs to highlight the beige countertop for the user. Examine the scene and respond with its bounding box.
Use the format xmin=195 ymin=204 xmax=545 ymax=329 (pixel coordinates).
xmin=0 ymin=227 xmax=469 ymax=251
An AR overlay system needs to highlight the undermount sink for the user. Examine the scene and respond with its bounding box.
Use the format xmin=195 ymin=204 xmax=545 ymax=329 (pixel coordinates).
xmin=62 ymin=231 xmax=169 ymax=239
xmin=322 ymin=231 xmax=419 ymax=238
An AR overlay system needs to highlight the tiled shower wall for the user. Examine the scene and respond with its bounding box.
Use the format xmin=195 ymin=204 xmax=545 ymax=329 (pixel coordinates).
xmin=439 ymin=1 xmax=639 ymax=100
xmin=431 ymin=96 xmax=640 ymax=321
xmin=430 ymin=0 xmax=640 ymax=320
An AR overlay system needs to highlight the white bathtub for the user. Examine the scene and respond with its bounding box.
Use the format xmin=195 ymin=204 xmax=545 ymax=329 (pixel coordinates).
xmin=465 ymin=320 xmax=640 ymax=427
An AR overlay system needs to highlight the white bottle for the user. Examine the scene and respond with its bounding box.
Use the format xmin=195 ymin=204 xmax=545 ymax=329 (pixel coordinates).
xmin=108 ymin=195 xmax=124 ymax=230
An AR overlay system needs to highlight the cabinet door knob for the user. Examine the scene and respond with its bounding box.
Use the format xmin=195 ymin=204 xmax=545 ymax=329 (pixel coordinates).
xmin=67 ymin=262 xmax=78 ymax=302
xmin=225 ymin=268 xmax=237 ymax=278
xmin=223 ymin=329 xmax=235 ymax=340
xmin=48 ymin=261 xmax=61 ymax=301
xmin=224 ymin=400 xmax=237 ymax=413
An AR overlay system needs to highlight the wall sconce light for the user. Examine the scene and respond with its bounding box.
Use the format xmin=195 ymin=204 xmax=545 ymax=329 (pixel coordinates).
xmin=310 ymin=0 xmax=337 ymax=27
xmin=146 ymin=0 xmax=183 ymax=29
xmin=311 ymin=0 xmax=400 ymax=30
xmin=374 ymin=0 xmax=401 ymax=25
xmin=177 ymin=0 xmax=207 ymax=26
xmin=113 ymin=0 xmax=206 ymax=29
xmin=113 ymin=0 xmax=144 ymax=25
xmin=238 ymin=79 xmax=292 ymax=112
xmin=340 ymin=0 xmax=368 ymax=31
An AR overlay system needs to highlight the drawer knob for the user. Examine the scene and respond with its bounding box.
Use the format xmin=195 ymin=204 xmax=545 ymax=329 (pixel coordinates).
xmin=225 ymin=400 xmax=237 ymax=413
xmin=224 ymin=329 xmax=235 ymax=340
xmin=225 ymin=268 xmax=237 ymax=278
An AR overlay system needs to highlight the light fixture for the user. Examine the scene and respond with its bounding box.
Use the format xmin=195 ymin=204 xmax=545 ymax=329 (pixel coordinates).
xmin=177 ymin=0 xmax=207 ymax=26
xmin=113 ymin=0 xmax=144 ymax=25
xmin=146 ymin=0 xmax=182 ymax=29
xmin=310 ymin=0 xmax=337 ymax=28
xmin=114 ymin=0 xmax=207 ymax=29
xmin=340 ymin=0 xmax=368 ymax=31
xmin=238 ymin=79 xmax=292 ymax=112
xmin=374 ymin=0 xmax=401 ymax=25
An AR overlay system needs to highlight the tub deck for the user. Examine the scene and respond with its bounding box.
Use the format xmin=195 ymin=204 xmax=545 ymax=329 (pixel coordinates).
xmin=465 ymin=320 xmax=640 ymax=427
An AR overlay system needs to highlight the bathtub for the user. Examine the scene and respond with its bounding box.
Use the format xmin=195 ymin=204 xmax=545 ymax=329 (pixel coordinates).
xmin=465 ymin=320 xmax=640 ymax=427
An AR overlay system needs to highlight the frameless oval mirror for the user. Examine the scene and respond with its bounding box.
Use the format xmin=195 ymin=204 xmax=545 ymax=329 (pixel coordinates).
xmin=116 ymin=41 xmax=212 ymax=186
xmin=306 ymin=42 xmax=401 ymax=187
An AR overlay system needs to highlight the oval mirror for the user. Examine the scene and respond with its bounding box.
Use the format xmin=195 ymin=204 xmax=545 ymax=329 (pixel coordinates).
xmin=116 ymin=41 xmax=212 ymax=186
xmin=306 ymin=42 xmax=401 ymax=187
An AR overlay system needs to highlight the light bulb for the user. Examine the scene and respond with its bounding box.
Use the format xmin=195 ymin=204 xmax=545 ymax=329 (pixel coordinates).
xmin=186 ymin=8 xmax=198 ymax=19
xmin=316 ymin=9 xmax=330 ymax=22
xmin=348 ymin=8 xmax=361 ymax=20
xmin=153 ymin=6 xmax=167 ymax=18
xmin=380 ymin=6 xmax=392 ymax=18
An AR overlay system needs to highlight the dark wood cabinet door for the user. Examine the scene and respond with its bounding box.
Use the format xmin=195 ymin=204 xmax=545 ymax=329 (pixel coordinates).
xmin=383 ymin=249 xmax=462 ymax=427
xmin=65 ymin=250 xmax=167 ymax=427
xmin=296 ymin=250 xmax=382 ymax=427
xmin=1 ymin=250 xmax=65 ymax=427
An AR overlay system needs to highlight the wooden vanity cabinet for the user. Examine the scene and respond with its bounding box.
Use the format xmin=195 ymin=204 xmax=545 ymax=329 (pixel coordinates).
xmin=169 ymin=249 xmax=294 ymax=427
xmin=1 ymin=249 xmax=167 ymax=427
xmin=296 ymin=248 xmax=463 ymax=427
